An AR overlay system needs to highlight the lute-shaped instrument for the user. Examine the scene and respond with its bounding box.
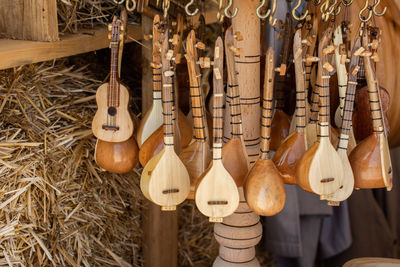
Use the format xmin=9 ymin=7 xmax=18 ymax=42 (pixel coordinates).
xmin=270 ymin=14 xmax=292 ymax=151
xmin=273 ymin=29 xmax=307 ymax=185
xmin=92 ymin=16 xmax=134 ymax=142
xmin=322 ymin=37 xmax=362 ymax=204
xmin=221 ymin=27 xmax=250 ymax=187
xmin=180 ymin=30 xmax=212 ymax=199
xmin=136 ymin=15 xmax=163 ymax=147
xmin=296 ymin=27 xmax=344 ymax=195
xmin=349 ymin=27 xmax=392 ymax=191
xmin=195 ymin=37 xmax=239 ymax=222
xmin=244 ymin=47 xmax=286 ymax=216
xmin=140 ymin=33 xmax=190 ymax=211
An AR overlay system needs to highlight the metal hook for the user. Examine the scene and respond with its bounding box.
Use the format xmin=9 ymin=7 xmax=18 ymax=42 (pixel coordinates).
xmin=163 ymin=0 xmax=170 ymax=18
xmin=126 ymin=0 xmax=136 ymax=12
xmin=185 ymin=0 xmax=199 ymax=16
xmin=292 ymin=0 xmax=309 ymax=20
xmin=224 ymin=0 xmax=238 ymax=18
xmin=341 ymin=0 xmax=353 ymax=6
xmin=359 ymin=0 xmax=373 ymax=22
xmin=373 ymin=0 xmax=386 ymax=16
xmin=217 ymin=0 xmax=224 ymax=22
xmin=268 ymin=0 xmax=278 ymax=25
xmin=328 ymin=0 xmax=340 ymax=16
xmin=114 ymin=0 xmax=125 ymax=4
xmin=320 ymin=0 xmax=331 ymax=21
xmin=256 ymin=0 xmax=271 ymax=19
xmin=313 ymin=0 xmax=322 ymax=5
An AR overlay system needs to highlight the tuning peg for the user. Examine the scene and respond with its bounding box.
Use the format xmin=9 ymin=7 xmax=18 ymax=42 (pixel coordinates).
xmin=229 ymin=45 xmax=242 ymax=58
xmin=144 ymin=34 xmax=153 ymax=40
xmin=198 ymin=57 xmax=212 ymax=68
xmin=150 ymin=62 xmax=162 ymax=68
xmin=322 ymin=45 xmax=335 ymax=55
xmin=354 ymin=46 xmax=365 ymax=56
xmin=195 ymin=42 xmax=206 ymax=50
xmin=372 ymin=52 xmax=380 ymax=62
xmin=370 ymin=39 xmax=379 ymax=50
xmin=108 ymin=33 xmax=112 ymax=40
xmin=360 ymin=51 xmax=372 ymax=57
xmin=171 ymin=34 xmax=179 ymax=46
xmin=164 ymin=70 xmax=174 ymax=77
xmin=174 ymin=54 xmax=182 ymax=64
xmin=234 ymin=31 xmax=243 ymax=41
xmin=120 ymin=25 xmax=124 ymax=31
xmin=166 ymin=49 xmax=174 ymax=60
xmin=302 ymin=38 xmax=312 ymax=46
xmin=275 ymin=64 xmax=287 ymax=76
xmin=119 ymin=34 xmax=124 ymax=40
xmin=304 ymin=56 xmax=320 ymax=64
xmin=323 ymin=62 xmax=335 ymax=72
xmin=108 ymin=24 xmax=112 ymax=31
xmin=351 ymin=65 xmax=361 ymax=76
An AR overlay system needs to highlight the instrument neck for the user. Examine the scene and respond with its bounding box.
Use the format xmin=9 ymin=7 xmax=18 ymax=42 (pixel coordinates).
xmin=213 ymin=94 xmax=224 ymax=160
xmin=318 ymin=67 xmax=330 ymax=140
xmin=108 ymin=42 xmax=120 ymax=107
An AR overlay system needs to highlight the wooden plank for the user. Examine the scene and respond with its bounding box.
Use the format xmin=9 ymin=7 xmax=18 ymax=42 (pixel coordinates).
xmin=141 ymin=16 xmax=178 ymax=267
xmin=0 ymin=0 xmax=58 ymax=41
xmin=0 ymin=25 xmax=142 ymax=70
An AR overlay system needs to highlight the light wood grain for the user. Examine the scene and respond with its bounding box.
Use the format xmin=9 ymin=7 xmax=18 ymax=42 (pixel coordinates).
xmin=0 ymin=25 xmax=142 ymax=71
xmin=0 ymin=0 xmax=58 ymax=41
xmin=92 ymin=83 xmax=134 ymax=142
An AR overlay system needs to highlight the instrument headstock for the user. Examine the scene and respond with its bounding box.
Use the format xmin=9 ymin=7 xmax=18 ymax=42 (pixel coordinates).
xmin=108 ymin=17 xmax=124 ymax=43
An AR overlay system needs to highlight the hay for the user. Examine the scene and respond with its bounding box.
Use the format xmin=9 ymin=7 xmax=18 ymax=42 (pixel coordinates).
xmin=0 ymin=55 xmax=222 ymax=266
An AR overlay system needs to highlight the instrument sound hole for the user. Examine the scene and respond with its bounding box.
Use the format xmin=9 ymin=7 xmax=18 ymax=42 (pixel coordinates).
xmin=208 ymin=201 xmax=228 ymax=205
xmin=320 ymin=177 xmax=334 ymax=183
xmin=108 ymin=107 xmax=117 ymax=116
xmin=162 ymin=189 xmax=179 ymax=194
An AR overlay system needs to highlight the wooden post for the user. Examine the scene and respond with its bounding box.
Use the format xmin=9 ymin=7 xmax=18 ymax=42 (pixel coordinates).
xmin=0 ymin=0 xmax=58 ymax=41
xmin=142 ymin=16 xmax=178 ymax=267
xmin=214 ymin=1 xmax=262 ymax=266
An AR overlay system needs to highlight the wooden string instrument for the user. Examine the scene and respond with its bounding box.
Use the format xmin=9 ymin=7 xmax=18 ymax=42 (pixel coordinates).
xmin=138 ymin=20 xmax=193 ymax=167
xmin=273 ymin=29 xmax=307 ymax=185
xmin=349 ymin=28 xmax=392 ymax=190
xmin=92 ymin=17 xmax=134 ymax=143
xmin=221 ymin=27 xmax=250 ymax=187
xmin=322 ymin=37 xmax=362 ymax=205
xmin=270 ymin=14 xmax=292 ymax=151
xmin=244 ymin=47 xmax=286 ymax=216
xmin=195 ymin=37 xmax=239 ymax=222
xmin=180 ymin=30 xmax=212 ymax=200
xmin=140 ymin=33 xmax=190 ymax=211
xmin=296 ymin=26 xmax=344 ymax=195
xmin=94 ymin=14 xmax=139 ymax=174
xmin=136 ymin=15 xmax=163 ymax=148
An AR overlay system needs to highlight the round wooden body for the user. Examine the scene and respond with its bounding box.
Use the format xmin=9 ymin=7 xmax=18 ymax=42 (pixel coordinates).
xmin=222 ymin=138 xmax=249 ymax=187
xmin=95 ymin=137 xmax=138 ymax=174
xmin=270 ymin=110 xmax=290 ymax=151
xmin=92 ymin=83 xmax=134 ymax=142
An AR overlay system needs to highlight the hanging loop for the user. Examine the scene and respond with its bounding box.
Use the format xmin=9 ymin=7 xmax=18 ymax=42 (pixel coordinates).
xmin=373 ymin=0 xmax=386 ymax=16
xmin=224 ymin=0 xmax=238 ymax=18
xmin=256 ymin=0 xmax=271 ymax=19
xmin=185 ymin=0 xmax=199 ymax=16
xmin=292 ymin=0 xmax=309 ymax=20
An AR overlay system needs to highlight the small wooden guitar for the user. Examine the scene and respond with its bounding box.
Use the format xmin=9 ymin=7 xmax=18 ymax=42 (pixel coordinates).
xmin=349 ymin=28 xmax=392 ymax=191
xmin=92 ymin=17 xmax=134 ymax=142
xmin=140 ymin=33 xmax=190 ymax=211
xmin=273 ymin=29 xmax=307 ymax=185
xmin=245 ymin=47 xmax=286 ymax=216
xmin=322 ymin=37 xmax=362 ymax=204
xmin=221 ymin=26 xmax=250 ymax=187
xmin=180 ymin=30 xmax=212 ymax=200
xmin=296 ymin=27 xmax=344 ymax=195
xmin=195 ymin=37 xmax=239 ymax=222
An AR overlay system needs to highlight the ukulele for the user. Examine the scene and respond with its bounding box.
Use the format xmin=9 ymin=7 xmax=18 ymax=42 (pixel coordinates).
xmin=273 ymin=29 xmax=307 ymax=185
xmin=322 ymin=37 xmax=362 ymax=204
xmin=136 ymin=15 xmax=163 ymax=147
xmin=195 ymin=37 xmax=239 ymax=222
xmin=245 ymin=47 xmax=286 ymax=216
xmin=296 ymin=26 xmax=344 ymax=195
xmin=349 ymin=27 xmax=392 ymax=190
xmin=221 ymin=26 xmax=250 ymax=187
xmin=94 ymin=14 xmax=138 ymax=174
xmin=140 ymin=33 xmax=190 ymax=211
xmin=180 ymin=30 xmax=212 ymax=200
xmin=92 ymin=17 xmax=134 ymax=143
xmin=270 ymin=14 xmax=292 ymax=151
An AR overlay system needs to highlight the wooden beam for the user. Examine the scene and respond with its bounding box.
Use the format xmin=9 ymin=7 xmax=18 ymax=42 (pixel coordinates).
xmin=0 ymin=25 xmax=142 ymax=70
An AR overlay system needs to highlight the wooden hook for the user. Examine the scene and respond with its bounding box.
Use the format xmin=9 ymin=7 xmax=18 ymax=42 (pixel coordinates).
xmin=185 ymin=0 xmax=199 ymax=16
xmin=292 ymin=0 xmax=308 ymax=21
xmin=224 ymin=0 xmax=238 ymax=18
